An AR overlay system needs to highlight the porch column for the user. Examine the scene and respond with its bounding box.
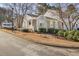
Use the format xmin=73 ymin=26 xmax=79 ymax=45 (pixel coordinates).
xmin=31 ymin=19 xmax=34 ymax=32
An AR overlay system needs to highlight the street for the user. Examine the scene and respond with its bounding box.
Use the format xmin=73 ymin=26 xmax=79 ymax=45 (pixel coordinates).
xmin=0 ymin=31 xmax=79 ymax=56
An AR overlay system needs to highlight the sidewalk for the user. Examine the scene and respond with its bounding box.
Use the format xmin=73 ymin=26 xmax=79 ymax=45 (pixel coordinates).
xmin=1 ymin=29 xmax=79 ymax=48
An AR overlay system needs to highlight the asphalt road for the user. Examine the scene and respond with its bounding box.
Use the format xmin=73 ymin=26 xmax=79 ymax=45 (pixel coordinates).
xmin=0 ymin=30 xmax=79 ymax=56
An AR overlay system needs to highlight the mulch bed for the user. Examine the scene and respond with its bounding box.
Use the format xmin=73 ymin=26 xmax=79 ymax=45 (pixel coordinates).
xmin=1 ymin=29 xmax=79 ymax=49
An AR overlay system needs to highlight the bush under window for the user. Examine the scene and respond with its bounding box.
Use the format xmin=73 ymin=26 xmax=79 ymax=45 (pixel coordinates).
xmin=21 ymin=29 xmax=29 ymax=32
xmin=39 ymin=28 xmax=46 ymax=33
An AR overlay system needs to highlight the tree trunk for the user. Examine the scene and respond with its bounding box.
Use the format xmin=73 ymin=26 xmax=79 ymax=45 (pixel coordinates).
xmin=58 ymin=4 xmax=69 ymax=30
xmin=72 ymin=19 xmax=79 ymax=30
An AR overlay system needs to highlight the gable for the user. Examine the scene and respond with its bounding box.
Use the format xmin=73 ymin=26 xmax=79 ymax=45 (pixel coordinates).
xmin=44 ymin=9 xmax=60 ymax=20
xmin=37 ymin=15 xmax=47 ymax=20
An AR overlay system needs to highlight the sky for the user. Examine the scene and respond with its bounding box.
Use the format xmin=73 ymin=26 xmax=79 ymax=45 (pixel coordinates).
xmin=0 ymin=3 xmax=79 ymax=10
xmin=0 ymin=4 xmax=4 ymax=7
xmin=0 ymin=3 xmax=79 ymax=13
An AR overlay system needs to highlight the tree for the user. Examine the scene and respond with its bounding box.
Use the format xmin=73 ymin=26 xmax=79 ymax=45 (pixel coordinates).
xmin=37 ymin=3 xmax=51 ymax=15
xmin=55 ymin=3 xmax=79 ymax=30
xmin=66 ymin=4 xmax=77 ymax=30
xmin=55 ymin=3 xmax=69 ymax=30
xmin=6 ymin=3 xmax=31 ymax=28
xmin=0 ymin=7 xmax=10 ymax=28
xmin=64 ymin=4 xmax=79 ymax=30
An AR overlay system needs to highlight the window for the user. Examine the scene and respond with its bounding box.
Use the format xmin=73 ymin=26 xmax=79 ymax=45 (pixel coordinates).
xmin=40 ymin=23 xmax=42 ymax=27
xmin=29 ymin=21 xmax=31 ymax=25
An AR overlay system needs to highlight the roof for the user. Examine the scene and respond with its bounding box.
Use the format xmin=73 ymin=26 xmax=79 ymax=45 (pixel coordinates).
xmin=24 ymin=14 xmax=37 ymax=20
xmin=27 ymin=13 xmax=38 ymax=17
xmin=37 ymin=15 xmax=47 ymax=20
xmin=44 ymin=9 xmax=60 ymax=20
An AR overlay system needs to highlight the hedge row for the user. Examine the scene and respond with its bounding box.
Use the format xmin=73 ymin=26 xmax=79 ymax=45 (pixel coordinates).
xmin=18 ymin=28 xmax=79 ymax=42
xmin=21 ymin=29 xmax=29 ymax=32
xmin=39 ymin=28 xmax=59 ymax=34
xmin=57 ymin=30 xmax=79 ymax=41
xmin=38 ymin=28 xmax=79 ymax=42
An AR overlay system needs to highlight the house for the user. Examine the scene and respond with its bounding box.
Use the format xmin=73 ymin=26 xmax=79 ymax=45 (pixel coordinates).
xmin=36 ymin=15 xmax=48 ymax=31
xmin=36 ymin=9 xmax=62 ymax=31
xmin=44 ymin=9 xmax=62 ymax=29
xmin=22 ymin=9 xmax=65 ymax=32
xmin=43 ymin=9 xmax=79 ymax=30
xmin=22 ymin=14 xmax=37 ymax=32
xmin=22 ymin=9 xmax=79 ymax=32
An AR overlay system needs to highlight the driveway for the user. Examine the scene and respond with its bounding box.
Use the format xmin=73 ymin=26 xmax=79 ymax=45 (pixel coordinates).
xmin=0 ymin=31 xmax=79 ymax=56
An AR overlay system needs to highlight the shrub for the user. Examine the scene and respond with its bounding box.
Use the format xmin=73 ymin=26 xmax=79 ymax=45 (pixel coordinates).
xmin=74 ymin=31 xmax=79 ymax=36
xmin=72 ymin=31 xmax=79 ymax=41
xmin=39 ymin=28 xmax=46 ymax=33
xmin=48 ymin=28 xmax=59 ymax=34
xmin=22 ymin=29 xmax=29 ymax=32
xmin=34 ymin=30 xmax=38 ymax=32
xmin=72 ymin=35 xmax=79 ymax=41
xmin=73 ymin=35 xmax=77 ymax=40
xmin=63 ymin=30 xmax=79 ymax=41
xmin=48 ymin=28 xmax=55 ymax=34
xmin=68 ymin=30 xmax=76 ymax=35
xmin=54 ymin=29 xmax=59 ymax=34
xmin=57 ymin=30 xmax=65 ymax=37
xmin=63 ymin=30 xmax=76 ymax=37
xmin=63 ymin=31 xmax=69 ymax=37
xmin=38 ymin=28 xmax=79 ymax=42
xmin=66 ymin=34 xmax=73 ymax=40
xmin=63 ymin=30 xmax=74 ymax=37
xmin=48 ymin=28 xmax=54 ymax=34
